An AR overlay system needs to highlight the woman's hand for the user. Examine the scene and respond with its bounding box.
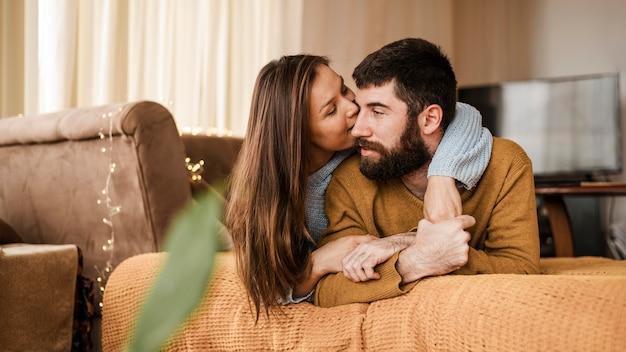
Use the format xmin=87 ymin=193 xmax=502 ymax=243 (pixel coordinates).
xmin=293 ymin=235 xmax=377 ymax=299
xmin=311 ymin=235 xmax=378 ymax=276
xmin=423 ymin=175 xmax=462 ymax=222
xmin=341 ymin=232 xmax=415 ymax=282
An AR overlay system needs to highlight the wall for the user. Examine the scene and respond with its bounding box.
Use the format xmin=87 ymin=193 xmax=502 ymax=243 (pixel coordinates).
xmin=452 ymin=0 xmax=626 ymax=245
xmin=301 ymin=0 xmax=454 ymax=89
xmin=299 ymin=0 xmax=626 ymax=251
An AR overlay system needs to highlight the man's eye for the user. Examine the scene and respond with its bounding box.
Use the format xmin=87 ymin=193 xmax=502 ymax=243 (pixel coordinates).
xmin=341 ymin=86 xmax=349 ymax=96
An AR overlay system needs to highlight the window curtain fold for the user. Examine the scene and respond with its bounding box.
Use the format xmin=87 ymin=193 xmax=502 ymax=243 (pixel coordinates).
xmin=2 ymin=0 xmax=452 ymax=136
xmin=0 ymin=0 xmax=303 ymax=136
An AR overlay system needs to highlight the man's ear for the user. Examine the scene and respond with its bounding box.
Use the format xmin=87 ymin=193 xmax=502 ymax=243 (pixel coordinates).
xmin=421 ymin=104 xmax=443 ymax=135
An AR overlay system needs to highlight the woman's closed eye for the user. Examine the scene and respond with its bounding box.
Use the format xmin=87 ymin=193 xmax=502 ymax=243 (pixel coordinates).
xmin=327 ymin=105 xmax=337 ymax=116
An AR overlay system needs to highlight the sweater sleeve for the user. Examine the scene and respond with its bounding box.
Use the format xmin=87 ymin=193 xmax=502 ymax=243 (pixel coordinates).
xmin=314 ymin=253 xmax=418 ymax=308
xmin=315 ymin=157 xmax=418 ymax=307
xmin=454 ymin=139 xmax=541 ymax=275
xmin=428 ymin=102 xmax=493 ymax=189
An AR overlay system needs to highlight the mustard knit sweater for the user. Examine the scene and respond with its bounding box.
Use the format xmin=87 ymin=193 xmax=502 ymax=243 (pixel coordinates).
xmin=315 ymin=137 xmax=541 ymax=308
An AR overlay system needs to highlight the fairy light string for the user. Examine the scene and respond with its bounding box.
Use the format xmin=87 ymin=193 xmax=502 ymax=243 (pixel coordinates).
xmin=91 ymin=101 xmax=233 ymax=308
xmin=95 ymin=108 xmax=123 ymax=308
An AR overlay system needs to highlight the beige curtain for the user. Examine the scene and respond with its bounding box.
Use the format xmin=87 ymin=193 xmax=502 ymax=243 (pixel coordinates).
xmin=1 ymin=0 xmax=303 ymax=136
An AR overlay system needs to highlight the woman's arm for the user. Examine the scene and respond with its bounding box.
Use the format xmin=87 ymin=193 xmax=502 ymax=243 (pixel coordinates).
xmin=291 ymin=235 xmax=377 ymax=300
xmin=424 ymin=102 xmax=493 ymax=222
xmin=428 ymin=102 xmax=492 ymax=189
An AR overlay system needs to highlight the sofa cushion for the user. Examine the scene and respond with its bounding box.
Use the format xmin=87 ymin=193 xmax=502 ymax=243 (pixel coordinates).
xmin=540 ymin=256 xmax=626 ymax=275
xmin=362 ymin=269 xmax=626 ymax=351
xmin=103 ymin=252 xmax=626 ymax=351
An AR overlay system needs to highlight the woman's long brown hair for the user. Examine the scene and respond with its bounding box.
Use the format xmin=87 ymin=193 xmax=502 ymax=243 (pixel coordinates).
xmin=225 ymin=55 xmax=328 ymax=320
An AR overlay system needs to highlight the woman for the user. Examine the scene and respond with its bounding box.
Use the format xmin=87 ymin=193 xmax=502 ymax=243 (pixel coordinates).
xmin=225 ymin=55 xmax=491 ymax=318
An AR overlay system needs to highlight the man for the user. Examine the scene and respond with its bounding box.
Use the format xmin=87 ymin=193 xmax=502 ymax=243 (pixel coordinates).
xmin=314 ymin=38 xmax=540 ymax=308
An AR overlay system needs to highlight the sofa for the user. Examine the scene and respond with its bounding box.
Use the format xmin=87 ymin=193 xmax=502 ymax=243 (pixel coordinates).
xmin=0 ymin=101 xmax=201 ymax=351
xmin=101 ymin=129 xmax=626 ymax=351
xmin=4 ymin=101 xmax=625 ymax=351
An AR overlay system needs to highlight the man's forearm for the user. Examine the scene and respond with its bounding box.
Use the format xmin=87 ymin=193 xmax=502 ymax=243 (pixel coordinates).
xmin=383 ymin=232 xmax=416 ymax=251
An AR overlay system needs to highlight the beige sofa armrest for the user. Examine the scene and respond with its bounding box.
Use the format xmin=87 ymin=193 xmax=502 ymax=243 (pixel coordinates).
xmin=0 ymin=243 xmax=78 ymax=352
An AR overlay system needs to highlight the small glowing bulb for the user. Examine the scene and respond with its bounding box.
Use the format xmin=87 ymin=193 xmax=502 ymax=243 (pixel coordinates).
xmin=109 ymin=206 xmax=121 ymax=216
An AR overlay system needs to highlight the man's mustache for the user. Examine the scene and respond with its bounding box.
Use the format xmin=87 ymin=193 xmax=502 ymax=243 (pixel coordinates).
xmin=355 ymin=138 xmax=385 ymax=154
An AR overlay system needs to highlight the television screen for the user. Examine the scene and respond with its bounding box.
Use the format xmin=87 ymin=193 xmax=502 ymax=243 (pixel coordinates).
xmin=458 ymin=73 xmax=622 ymax=182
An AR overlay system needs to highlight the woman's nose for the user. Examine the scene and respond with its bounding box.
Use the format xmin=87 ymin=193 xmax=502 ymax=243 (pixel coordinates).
xmin=348 ymin=101 xmax=359 ymax=118
xmin=351 ymin=110 xmax=369 ymax=137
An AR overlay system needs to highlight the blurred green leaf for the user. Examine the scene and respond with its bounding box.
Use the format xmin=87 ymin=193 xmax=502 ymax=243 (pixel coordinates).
xmin=128 ymin=191 xmax=222 ymax=352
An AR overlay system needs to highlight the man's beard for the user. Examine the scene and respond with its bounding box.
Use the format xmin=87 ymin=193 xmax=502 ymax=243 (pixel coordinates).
xmin=356 ymin=122 xmax=431 ymax=181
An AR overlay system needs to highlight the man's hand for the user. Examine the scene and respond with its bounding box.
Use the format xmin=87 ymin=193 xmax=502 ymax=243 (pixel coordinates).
xmin=423 ymin=175 xmax=462 ymax=222
xmin=397 ymin=215 xmax=475 ymax=284
xmin=341 ymin=233 xmax=415 ymax=282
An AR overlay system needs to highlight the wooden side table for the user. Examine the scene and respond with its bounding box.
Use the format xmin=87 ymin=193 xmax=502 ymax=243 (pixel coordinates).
xmin=535 ymin=182 xmax=626 ymax=257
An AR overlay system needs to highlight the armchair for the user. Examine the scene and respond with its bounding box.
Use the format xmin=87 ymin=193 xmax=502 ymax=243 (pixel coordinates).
xmin=0 ymin=101 xmax=193 ymax=350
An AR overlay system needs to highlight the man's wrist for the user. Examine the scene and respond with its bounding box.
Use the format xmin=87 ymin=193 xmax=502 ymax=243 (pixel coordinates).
xmin=396 ymin=247 xmax=425 ymax=284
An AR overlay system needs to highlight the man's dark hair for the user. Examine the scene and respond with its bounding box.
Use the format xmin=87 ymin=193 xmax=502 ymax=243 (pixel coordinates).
xmin=352 ymin=38 xmax=457 ymax=130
